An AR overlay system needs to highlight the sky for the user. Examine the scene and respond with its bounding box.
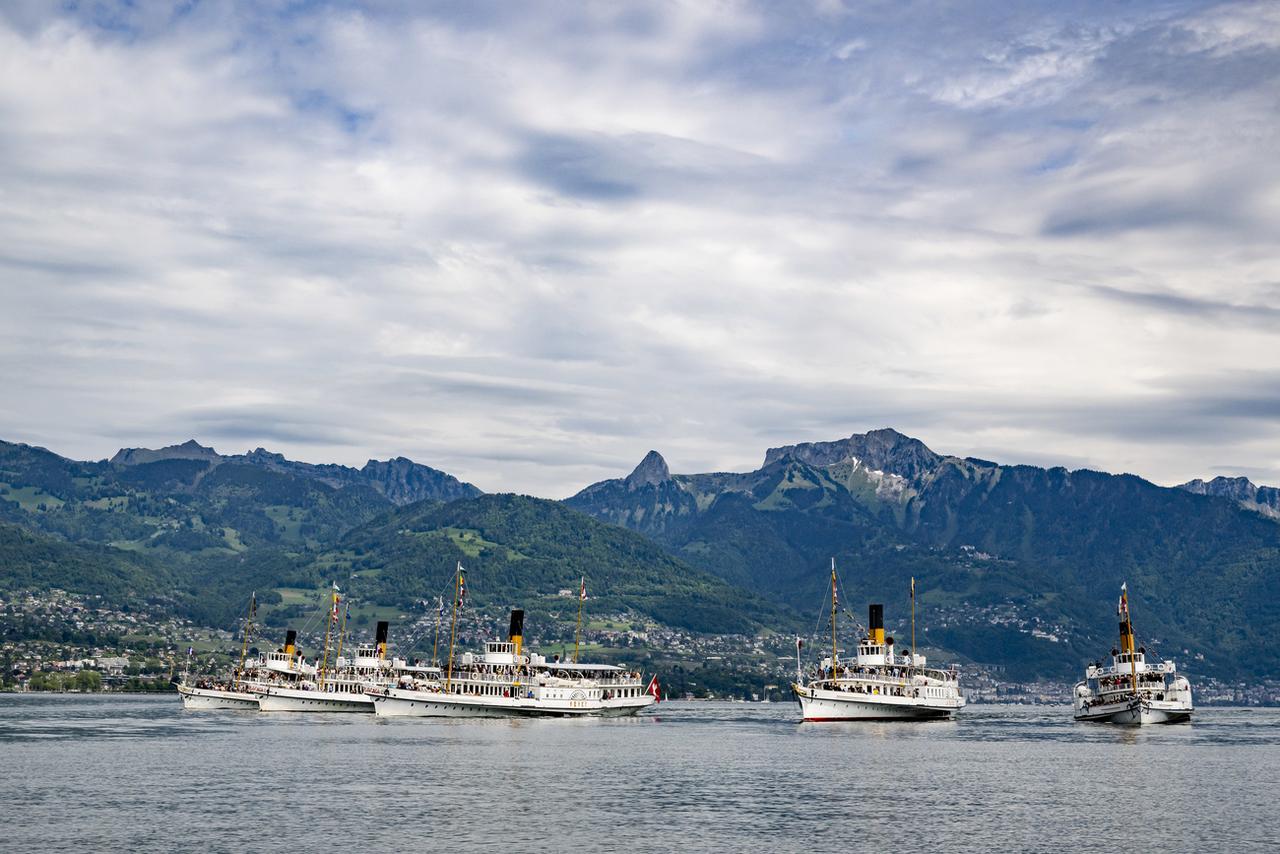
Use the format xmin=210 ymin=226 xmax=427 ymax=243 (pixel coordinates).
xmin=1 ymin=0 xmax=1278 ymax=497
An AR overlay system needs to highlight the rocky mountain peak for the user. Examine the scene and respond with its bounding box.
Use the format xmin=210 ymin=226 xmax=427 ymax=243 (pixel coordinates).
xmin=1181 ymin=475 xmax=1256 ymax=499
xmin=764 ymin=428 xmax=942 ymax=482
xmin=625 ymin=450 xmax=670 ymax=489
xmin=243 ymin=447 xmax=287 ymax=464
xmin=1178 ymin=475 xmax=1280 ymax=520
xmin=363 ymin=455 xmax=414 ymax=471
xmin=361 ymin=456 xmax=482 ymax=505
xmin=110 ymin=439 xmax=222 ymax=467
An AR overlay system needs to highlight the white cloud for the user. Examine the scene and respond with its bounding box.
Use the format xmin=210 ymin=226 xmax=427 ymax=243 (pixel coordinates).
xmin=1 ymin=1 xmax=1279 ymax=497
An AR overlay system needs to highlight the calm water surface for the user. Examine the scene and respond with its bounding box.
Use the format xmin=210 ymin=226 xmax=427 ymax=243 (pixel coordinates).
xmin=1 ymin=696 xmax=1277 ymax=853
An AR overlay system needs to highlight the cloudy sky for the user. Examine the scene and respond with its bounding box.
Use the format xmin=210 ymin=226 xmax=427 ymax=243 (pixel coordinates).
xmin=2 ymin=1 xmax=1278 ymax=496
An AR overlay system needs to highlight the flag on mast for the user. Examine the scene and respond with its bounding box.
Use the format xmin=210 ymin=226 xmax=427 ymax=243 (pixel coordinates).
xmin=1118 ymin=581 xmax=1128 ymax=615
xmin=579 ymin=576 xmax=587 ymax=602
xmin=646 ymin=675 xmax=661 ymax=703
xmin=910 ymin=577 xmax=915 ymax=599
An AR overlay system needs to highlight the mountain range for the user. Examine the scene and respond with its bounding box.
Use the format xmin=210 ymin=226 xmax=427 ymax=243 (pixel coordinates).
xmin=0 ymin=438 xmax=478 ymax=552
xmin=109 ymin=439 xmax=482 ymax=505
xmin=567 ymin=429 xmax=1280 ymax=679
xmin=0 ymin=437 xmax=773 ymax=636
xmin=3 ymin=430 xmax=1279 ymax=680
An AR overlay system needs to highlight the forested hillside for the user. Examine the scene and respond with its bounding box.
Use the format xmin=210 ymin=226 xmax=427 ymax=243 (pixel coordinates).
xmin=568 ymin=430 xmax=1280 ymax=678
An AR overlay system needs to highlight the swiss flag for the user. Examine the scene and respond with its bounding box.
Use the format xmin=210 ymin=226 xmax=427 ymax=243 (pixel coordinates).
xmin=646 ymin=675 xmax=661 ymax=703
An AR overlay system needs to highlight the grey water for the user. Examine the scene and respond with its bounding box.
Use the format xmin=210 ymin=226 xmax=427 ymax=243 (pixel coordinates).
xmin=1 ymin=696 xmax=1277 ymax=853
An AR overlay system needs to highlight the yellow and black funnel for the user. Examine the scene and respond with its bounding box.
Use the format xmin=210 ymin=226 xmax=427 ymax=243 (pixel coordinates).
xmin=1118 ymin=615 xmax=1136 ymax=655
xmin=375 ymin=621 xmax=389 ymax=660
xmin=869 ymin=604 xmax=885 ymax=645
xmin=284 ymin=629 xmax=297 ymax=657
xmin=508 ymin=609 xmax=524 ymax=657
xmin=1118 ymin=585 xmax=1136 ymax=655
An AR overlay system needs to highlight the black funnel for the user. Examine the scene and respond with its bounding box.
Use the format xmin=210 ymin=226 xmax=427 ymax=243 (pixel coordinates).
xmin=508 ymin=609 xmax=525 ymax=640
xmin=868 ymin=604 xmax=884 ymax=631
xmin=375 ymin=621 xmax=389 ymax=645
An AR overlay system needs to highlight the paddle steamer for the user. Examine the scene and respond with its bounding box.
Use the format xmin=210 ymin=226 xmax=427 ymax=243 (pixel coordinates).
xmin=177 ymin=594 xmax=279 ymax=710
xmin=254 ymin=619 xmax=409 ymax=713
xmin=792 ymin=565 xmax=964 ymax=721
xmin=1072 ymin=583 xmax=1193 ymax=725
xmin=370 ymin=566 xmax=657 ymax=717
xmin=371 ymin=608 xmax=656 ymax=717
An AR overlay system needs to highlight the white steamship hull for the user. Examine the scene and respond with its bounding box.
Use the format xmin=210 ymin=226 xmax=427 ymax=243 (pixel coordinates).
xmin=255 ymin=686 xmax=374 ymax=713
xmin=177 ymin=684 xmax=259 ymax=710
xmin=1073 ymin=697 xmax=1192 ymax=725
xmin=371 ymin=687 xmax=654 ymax=718
xmin=792 ymin=683 xmax=960 ymax=721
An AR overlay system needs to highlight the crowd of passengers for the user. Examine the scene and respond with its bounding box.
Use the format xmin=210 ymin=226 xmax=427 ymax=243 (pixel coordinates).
xmin=821 ymin=664 xmax=951 ymax=682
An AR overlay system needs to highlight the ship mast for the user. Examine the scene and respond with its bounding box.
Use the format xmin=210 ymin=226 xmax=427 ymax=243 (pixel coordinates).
xmin=445 ymin=563 xmax=464 ymax=692
xmin=432 ymin=596 xmax=443 ymax=667
xmin=334 ymin=597 xmax=348 ymax=666
xmin=574 ymin=576 xmax=586 ymax=663
xmin=233 ymin=592 xmax=256 ymax=691
xmin=910 ymin=577 xmax=916 ymax=674
xmin=319 ymin=584 xmax=339 ymax=690
xmin=830 ymin=558 xmax=838 ymax=676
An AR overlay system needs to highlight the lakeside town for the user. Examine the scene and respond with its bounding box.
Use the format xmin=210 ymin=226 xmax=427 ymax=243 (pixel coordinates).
xmin=5 ymin=589 xmax=1278 ymax=706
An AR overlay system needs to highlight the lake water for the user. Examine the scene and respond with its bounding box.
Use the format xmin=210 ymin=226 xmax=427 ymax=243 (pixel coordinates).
xmin=1 ymin=696 xmax=1277 ymax=853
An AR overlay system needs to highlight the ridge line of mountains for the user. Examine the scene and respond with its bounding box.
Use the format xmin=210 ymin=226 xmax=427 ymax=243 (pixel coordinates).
xmin=107 ymin=438 xmax=482 ymax=505
xmin=3 ymin=429 xmax=1279 ymax=680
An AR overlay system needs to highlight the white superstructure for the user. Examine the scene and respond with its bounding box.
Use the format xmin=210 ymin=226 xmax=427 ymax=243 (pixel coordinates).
xmin=1073 ymin=584 xmax=1193 ymax=725
xmin=178 ymin=643 xmax=313 ymax=710
xmin=179 ymin=626 xmax=317 ymax=710
xmin=255 ymin=649 xmax=381 ymax=712
xmin=179 ymin=614 xmax=428 ymax=713
xmin=254 ymin=620 xmax=431 ymax=713
xmin=371 ymin=609 xmax=657 ymax=718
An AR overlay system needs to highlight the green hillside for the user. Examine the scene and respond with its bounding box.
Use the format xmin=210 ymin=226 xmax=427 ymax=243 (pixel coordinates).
xmin=310 ymin=493 xmax=794 ymax=636
xmin=0 ymin=439 xmax=798 ymax=638
xmin=0 ymin=521 xmax=173 ymax=601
